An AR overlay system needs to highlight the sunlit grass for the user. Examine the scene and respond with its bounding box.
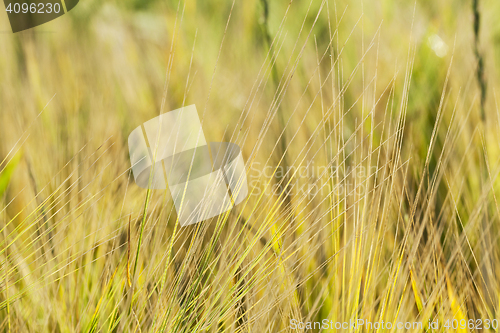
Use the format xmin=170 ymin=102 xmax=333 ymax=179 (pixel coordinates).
xmin=1 ymin=0 xmax=500 ymax=332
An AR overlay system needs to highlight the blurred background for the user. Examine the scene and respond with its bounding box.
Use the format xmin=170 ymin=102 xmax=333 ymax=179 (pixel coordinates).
xmin=1 ymin=0 xmax=500 ymax=331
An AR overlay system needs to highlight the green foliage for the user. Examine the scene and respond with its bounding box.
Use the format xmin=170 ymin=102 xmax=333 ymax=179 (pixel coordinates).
xmin=0 ymin=150 xmax=21 ymax=199
xmin=1 ymin=0 xmax=500 ymax=332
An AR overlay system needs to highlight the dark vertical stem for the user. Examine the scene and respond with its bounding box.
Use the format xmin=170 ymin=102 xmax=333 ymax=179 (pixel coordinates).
xmin=259 ymin=0 xmax=294 ymax=215
xmin=472 ymin=0 xmax=495 ymax=311
xmin=259 ymin=0 xmax=305 ymax=321
xmin=235 ymin=265 xmax=247 ymax=331
xmin=472 ymin=0 xmax=486 ymax=120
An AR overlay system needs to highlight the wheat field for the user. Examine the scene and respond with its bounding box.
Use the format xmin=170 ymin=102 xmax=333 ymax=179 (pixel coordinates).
xmin=1 ymin=0 xmax=500 ymax=331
